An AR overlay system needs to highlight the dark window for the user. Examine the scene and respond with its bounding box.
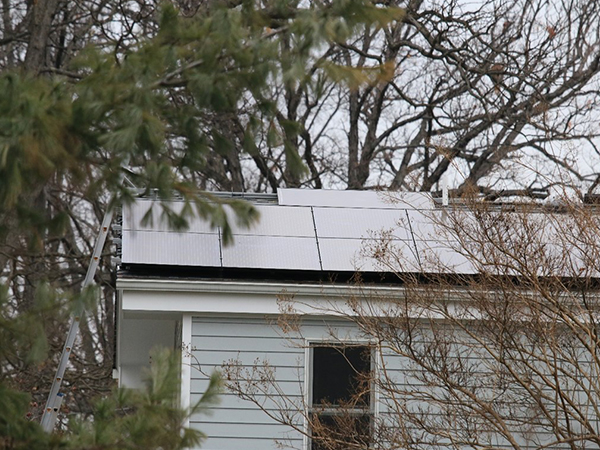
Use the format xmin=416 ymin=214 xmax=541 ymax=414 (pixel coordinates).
xmin=311 ymin=413 xmax=371 ymax=450
xmin=310 ymin=344 xmax=372 ymax=450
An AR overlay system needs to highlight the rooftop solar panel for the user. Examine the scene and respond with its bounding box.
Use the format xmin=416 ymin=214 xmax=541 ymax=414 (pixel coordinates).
xmin=278 ymin=188 xmax=432 ymax=209
xmin=414 ymin=239 xmax=476 ymax=274
xmin=226 ymin=204 xmax=315 ymax=237
xmin=220 ymin=235 xmax=321 ymax=270
xmin=123 ymin=199 xmax=217 ymax=234
xmin=312 ymin=207 xmax=411 ymax=240
xmin=318 ymin=237 xmax=420 ymax=272
xmin=121 ymin=230 xmax=221 ymax=266
xmin=120 ymin=191 xmax=597 ymax=278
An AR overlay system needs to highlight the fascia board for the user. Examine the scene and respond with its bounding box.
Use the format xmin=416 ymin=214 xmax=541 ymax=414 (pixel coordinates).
xmin=117 ymin=277 xmax=596 ymax=320
xmin=118 ymin=278 xmax=409 ymax=315
xmin=117 ymin=277 xmax=406 ymax=298
xmin=117 ymin=277 xmax=515 ymax=301
xmin=116 ymin=277 xmax=481 ymax=317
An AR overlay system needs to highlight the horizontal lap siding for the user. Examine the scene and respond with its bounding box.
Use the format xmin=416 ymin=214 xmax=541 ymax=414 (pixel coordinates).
xmin=201 ymin=436 xmax=300 ymax=450
xmin=188 ymin=315 xmax=598 ymax=450
xmin=190 ymin=316 xmax=368 ymax=450
xmin=190 ymin=316 xmax=308 ymax=450
xmin=376 ymin=341 xmax=600 ymax=450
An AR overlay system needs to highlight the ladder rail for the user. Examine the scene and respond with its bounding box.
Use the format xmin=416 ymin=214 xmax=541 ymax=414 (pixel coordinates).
xmin=40 ymin=207 xmax=116 ymax=432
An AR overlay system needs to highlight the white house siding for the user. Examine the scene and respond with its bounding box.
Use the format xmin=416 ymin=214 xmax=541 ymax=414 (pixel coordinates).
xmin=190 ymin=315 xmax=304 ymax=450
xmin=188 ymin=314 xmax=600 ymax=450
xmin=189 ymin=315 xmax=377 ymax=450
xmin=375 ymin=331 xmax=600 ymax=450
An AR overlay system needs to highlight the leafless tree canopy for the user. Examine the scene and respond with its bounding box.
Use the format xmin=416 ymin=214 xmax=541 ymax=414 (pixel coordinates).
xmin=165 ymin=0 xmax=600 ymax=195
xmin=4 ymin=0 xmax=597 ymax=193
xmin=350 ymin=199 xmax=600 ymax=449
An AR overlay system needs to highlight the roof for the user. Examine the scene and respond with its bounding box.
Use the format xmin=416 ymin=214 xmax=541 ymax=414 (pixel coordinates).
xmin=121 ymin=189 xmax=447 ymax=273
xmin=120 ymin=189 xmax=596 ymax=280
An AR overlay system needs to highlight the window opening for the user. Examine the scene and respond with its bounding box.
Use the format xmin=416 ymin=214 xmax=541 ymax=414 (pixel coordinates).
xmin=310 ymin=344 xmax=372 ymax=450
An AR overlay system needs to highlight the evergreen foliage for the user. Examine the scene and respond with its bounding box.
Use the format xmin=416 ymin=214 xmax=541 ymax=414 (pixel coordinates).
xmin=0 ymin=341 xmax=221 ymax=449
xmin=0 ymin=0 xmax=404 ymax=447
xmin=0 ymin=0 xmax=401 ymax=242
xmin=66 ymin=349 xmax=221 ymax=450
xmin=1 ymin=283 xmax=216 ymax=449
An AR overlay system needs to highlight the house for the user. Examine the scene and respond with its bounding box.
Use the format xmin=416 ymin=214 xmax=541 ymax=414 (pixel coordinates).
xmin=115 ymin=189 xmax=600 ymax=450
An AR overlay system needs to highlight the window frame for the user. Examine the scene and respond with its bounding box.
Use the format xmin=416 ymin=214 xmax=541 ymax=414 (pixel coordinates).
xmin=304 ymin=338 xmax=378 ymax=450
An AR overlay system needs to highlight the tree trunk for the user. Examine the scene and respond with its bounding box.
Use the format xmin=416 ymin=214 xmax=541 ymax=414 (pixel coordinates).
xmin=23 ymin=0 xmax=60 ymax=73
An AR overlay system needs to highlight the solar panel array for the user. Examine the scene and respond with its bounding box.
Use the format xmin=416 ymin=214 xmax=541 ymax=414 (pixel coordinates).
xmin=121 ymin=189 xmax=481 ymax=274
